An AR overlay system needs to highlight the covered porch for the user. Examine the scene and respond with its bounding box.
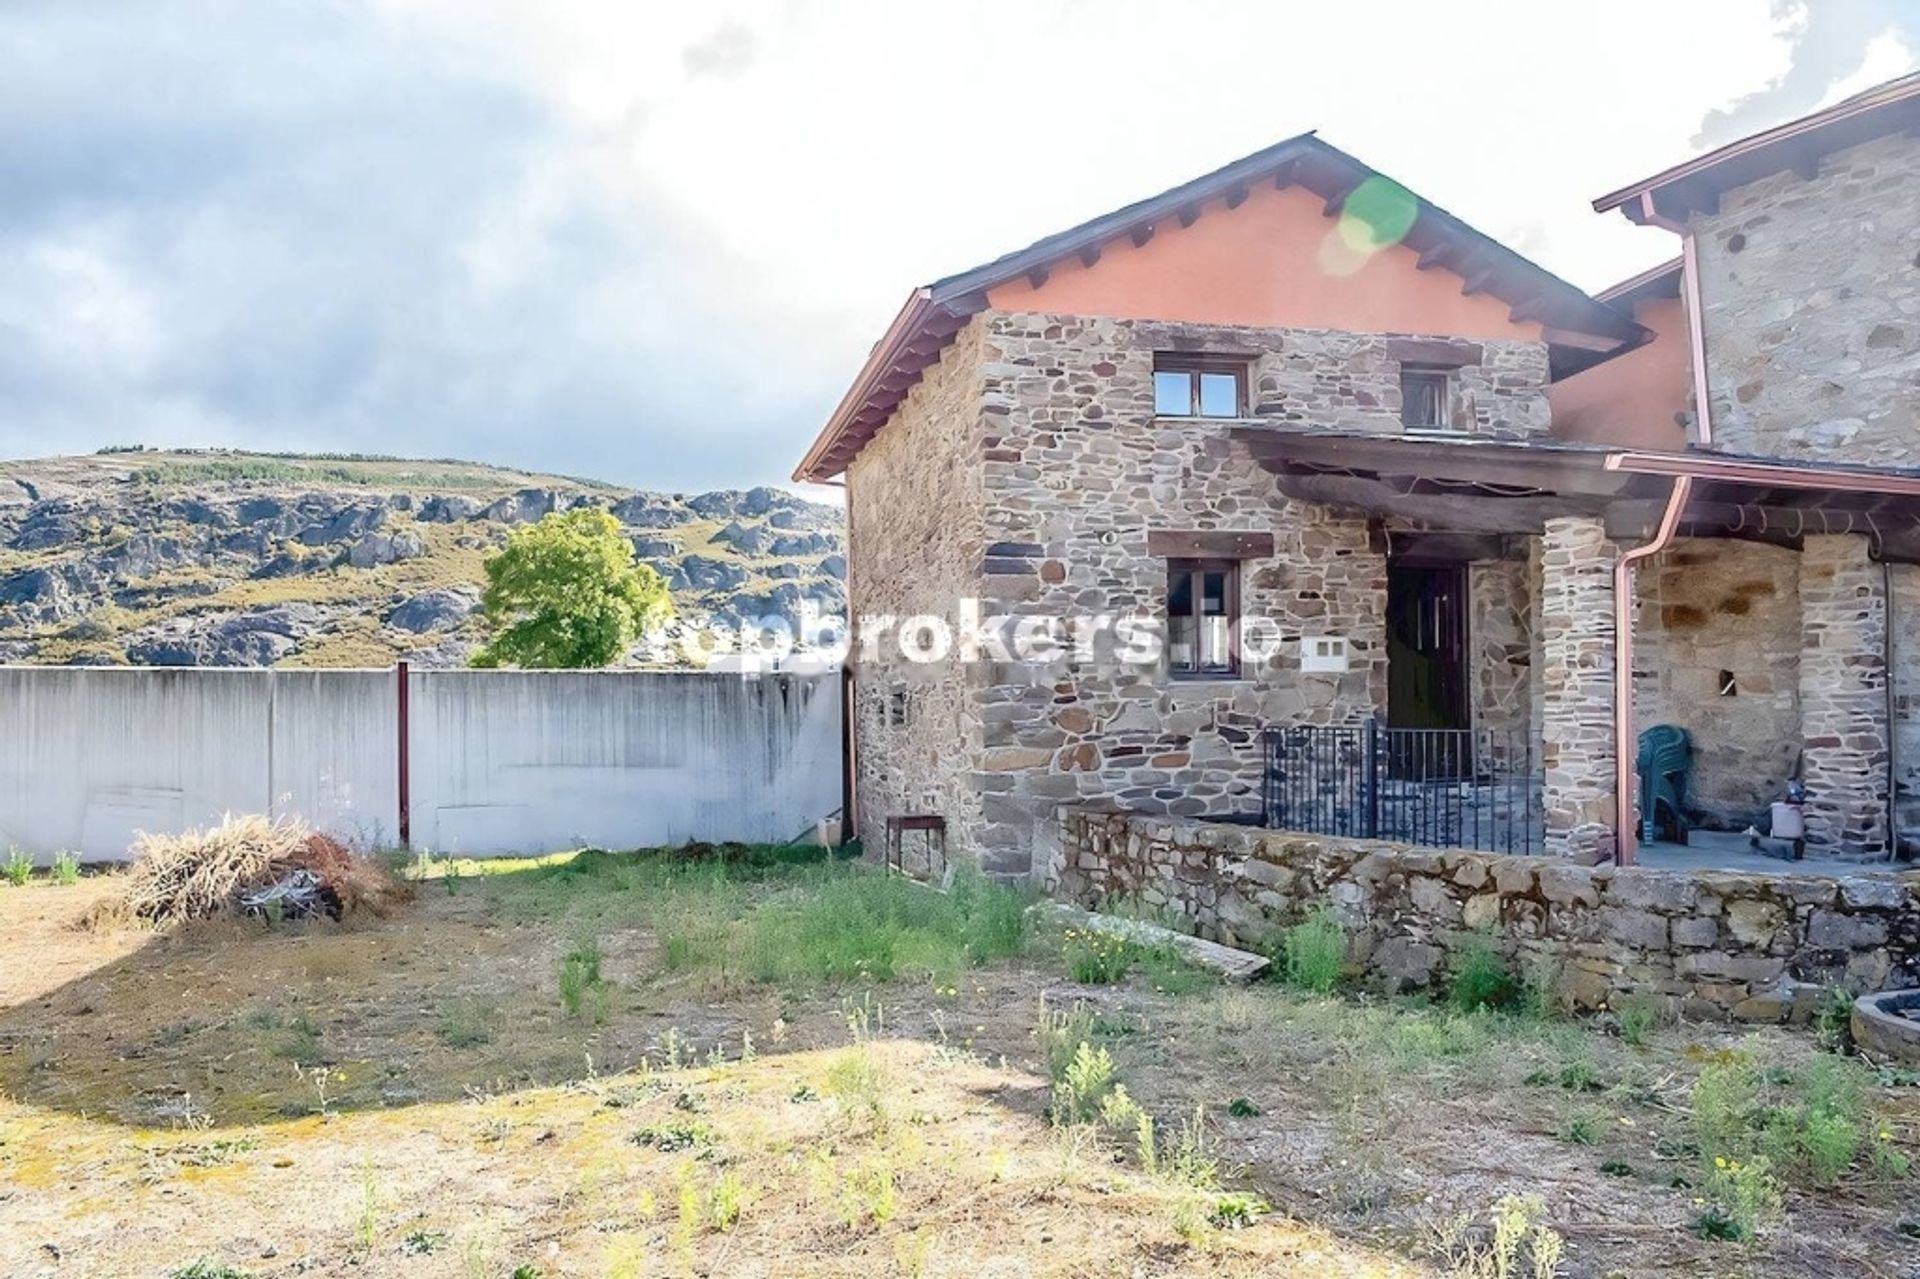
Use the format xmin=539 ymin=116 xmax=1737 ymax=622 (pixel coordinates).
xmin=1235 ymin=426 xmax=1920 ymax=868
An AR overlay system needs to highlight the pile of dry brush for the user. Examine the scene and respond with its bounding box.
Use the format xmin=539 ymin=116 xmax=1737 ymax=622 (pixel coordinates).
xmin=114 ymin=813 xmax=412 ymax=926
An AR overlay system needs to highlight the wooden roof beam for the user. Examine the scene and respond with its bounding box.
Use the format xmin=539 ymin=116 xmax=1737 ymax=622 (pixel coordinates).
xmin=1129 ymin=223 xmax=1155 ymax=248
xmin=1460 ymin=264 xmax=1497 ymax=296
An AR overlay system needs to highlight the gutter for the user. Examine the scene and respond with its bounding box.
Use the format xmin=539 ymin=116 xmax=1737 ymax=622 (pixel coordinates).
xmin=1606 ymin=223 xmax=1713 ymax=866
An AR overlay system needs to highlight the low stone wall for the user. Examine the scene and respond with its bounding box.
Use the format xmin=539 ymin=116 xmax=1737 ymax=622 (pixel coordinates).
xmin=1053 ymin=807 xmax=1920 ymax=1022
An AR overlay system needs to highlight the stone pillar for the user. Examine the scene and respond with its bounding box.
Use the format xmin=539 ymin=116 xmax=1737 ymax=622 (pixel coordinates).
xmin=1539 ymin=517 xmax=1618 ymax=860
xmin=1798 ymin=534 xmax=1890 ymax=856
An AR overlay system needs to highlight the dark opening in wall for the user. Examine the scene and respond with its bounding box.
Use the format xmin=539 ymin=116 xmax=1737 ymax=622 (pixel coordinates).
xmin=1719 ymin=669 xmax=1738 ymax=697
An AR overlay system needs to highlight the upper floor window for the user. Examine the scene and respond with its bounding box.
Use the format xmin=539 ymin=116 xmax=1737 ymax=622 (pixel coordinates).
xmin=1400 ymin=366 xmax=1452 ymax=432
xmin=1153 ymin=355 xmax=1247 ymax=418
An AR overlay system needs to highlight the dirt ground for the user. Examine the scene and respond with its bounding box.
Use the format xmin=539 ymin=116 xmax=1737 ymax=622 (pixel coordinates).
xmin=2 ymin=869 xmax=1915 ymax=1278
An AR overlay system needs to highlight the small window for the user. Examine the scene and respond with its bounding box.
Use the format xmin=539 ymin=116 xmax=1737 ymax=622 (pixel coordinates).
xmin=1400 ymin=367 xmax=1451 ymax=432
xmin=885 ymin=686 xmax=910 ymax=727
xmin=1153 ymin=355 xmax=1247 ymax=418
xmin=1166 ymin=558 xmax=1239 ymax=678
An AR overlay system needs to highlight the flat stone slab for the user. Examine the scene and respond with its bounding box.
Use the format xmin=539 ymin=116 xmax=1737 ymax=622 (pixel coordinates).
xmin=1048 ymin=903 xmax=1270 ymax=983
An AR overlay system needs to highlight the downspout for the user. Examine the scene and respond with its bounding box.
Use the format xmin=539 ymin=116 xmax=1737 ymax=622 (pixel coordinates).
xmin=1611 ymin=209 xmax=1714 ymax=866
xmin=1611 ymin=475 xmax=1693 ymax=867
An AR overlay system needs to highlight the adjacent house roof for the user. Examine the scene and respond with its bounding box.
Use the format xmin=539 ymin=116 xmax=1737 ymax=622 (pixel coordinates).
xmin=1595 ymin=71 xmax=1920 ymax=225
xmin=1594 ymin=258 xmax=1682 ymax=308
xmin=795 ymin=134 xmax=1648 ymax=483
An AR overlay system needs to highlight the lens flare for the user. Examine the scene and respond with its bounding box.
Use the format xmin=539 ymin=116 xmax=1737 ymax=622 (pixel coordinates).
xmin=1318 ymin=175 xmax=1419 ymax=277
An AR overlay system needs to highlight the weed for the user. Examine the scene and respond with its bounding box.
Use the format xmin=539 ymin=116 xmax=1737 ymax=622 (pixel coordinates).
xmin=1226 ymin=1097 xmax=1261 ymax=1118
xmin=1599 ymin=1159 xmax=1634 ymax=1177
xmin=1281 ymin=907 xmax=1345 ymax=993
xmin=4 ymin=846 xmax=31 ymax=886
xmin=1430 ymin=1193 xmax=1564 ymax=1278
xmin=270 ymin=1013 xmax=323 ymax=1066
xmin=356 ymin=1160 xmax=381 ymax=1250
xmin=401 ymin=1229 xmax=447 ymax=1256
xmin=1814 ymin=987 xmax=1855 ymax=1054
xmin=1615 ymin=996 xmax=1656 ymax=1047
xmin=1158 ymin=1107 xmax=1222 ymax=1191
xmin=631 ymin=1122 xmax=715 ymax=1153
xmin=1208 ymin=1190 xmax=1269 ymax=1229
xmin=559 ymin=937 xmax=608 ymax=1023
xmin=1557 ymin=1112 xmax=1600 ymax=1145
xmin=1050 ymin=1041 xmax=1120 ymax=1125
xmin=52 ymin=849 xmax=81 ymax=886
xmin=1062 ymin=927 xmax=1133 ymax=984
xmin=167 ymin=1263 xmax=252 ymax=1279
xmin=1690 ymin=1155 xmax=1781 ymax=1243
xmin=437 ymin=999 xmax=498 ymax=1048
xmin=1449 ymin=937 xmax=1520 ymax=1012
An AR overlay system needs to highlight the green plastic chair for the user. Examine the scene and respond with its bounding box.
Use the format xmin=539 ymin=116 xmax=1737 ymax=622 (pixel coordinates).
xmin=1636 ymin=724 xmax=1691 ymax=846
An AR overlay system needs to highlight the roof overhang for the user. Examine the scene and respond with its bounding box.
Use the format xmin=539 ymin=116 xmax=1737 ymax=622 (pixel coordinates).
xmin=796 ymin=134 xmax=1651 ymax=483
xmin=1595 ymin=72 xmax=1920 ymax=227
xmin=1232 ymin=428 xmax=1920 ymax=562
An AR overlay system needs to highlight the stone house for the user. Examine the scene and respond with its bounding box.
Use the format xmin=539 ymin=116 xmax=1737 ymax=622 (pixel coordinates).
xmin=795 ymin=74 xmax=1920 ymax=883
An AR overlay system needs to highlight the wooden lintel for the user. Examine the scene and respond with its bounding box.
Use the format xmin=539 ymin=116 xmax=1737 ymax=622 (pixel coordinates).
xmin=1129 ymin=223 xmax=1155 ymax=248
xmin=1146 ymin=529 xmax=1277 ymax=560
xmin=1386 ymin=337 xmax=1482 ymax=368
xmin=1387 ymin=531 xmax=1522 ymax=564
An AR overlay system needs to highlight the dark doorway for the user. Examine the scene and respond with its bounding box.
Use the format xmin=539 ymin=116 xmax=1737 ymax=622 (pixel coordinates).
xmin=1386 ymin=564 xmax=1469 ymax=731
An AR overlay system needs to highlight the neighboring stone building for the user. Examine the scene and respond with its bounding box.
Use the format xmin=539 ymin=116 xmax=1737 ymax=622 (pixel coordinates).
xmin=801 ymin=75 xmax=1920 ymax=881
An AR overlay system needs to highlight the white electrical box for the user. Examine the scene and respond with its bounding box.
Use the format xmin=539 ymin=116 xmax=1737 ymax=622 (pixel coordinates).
xmin=1301 ymin=636 xmax=1350 ymax=673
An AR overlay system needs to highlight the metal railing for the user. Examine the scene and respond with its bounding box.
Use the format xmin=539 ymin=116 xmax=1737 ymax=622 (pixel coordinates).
xmin=1261 ymin=723 xmax=1541 ymax=855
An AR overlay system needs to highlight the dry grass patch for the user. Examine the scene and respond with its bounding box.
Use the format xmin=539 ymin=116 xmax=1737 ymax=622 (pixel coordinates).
xmin=1 ymin=850 xmax=1914 ymax=1278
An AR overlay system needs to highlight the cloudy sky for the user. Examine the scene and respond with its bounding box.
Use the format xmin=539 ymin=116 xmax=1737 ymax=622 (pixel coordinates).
xmin=2 ymin=1 xmax=1914 ymax=494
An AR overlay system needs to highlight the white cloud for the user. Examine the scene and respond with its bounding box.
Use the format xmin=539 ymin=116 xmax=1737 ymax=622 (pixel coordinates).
xmin=3 ymin=0 xmax=1914 ymax=491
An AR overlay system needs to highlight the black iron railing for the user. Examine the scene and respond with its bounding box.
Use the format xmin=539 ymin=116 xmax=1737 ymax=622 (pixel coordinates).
xmin=1261 ymin=723 xmax=1541 ymax=855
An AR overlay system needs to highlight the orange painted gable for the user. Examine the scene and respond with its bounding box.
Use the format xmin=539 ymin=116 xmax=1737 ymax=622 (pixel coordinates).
xmin=985 ymin=181 xmax=1545 ymax=342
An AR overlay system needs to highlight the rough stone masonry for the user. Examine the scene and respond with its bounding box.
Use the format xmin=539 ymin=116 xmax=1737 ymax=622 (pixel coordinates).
xmin=1056 ymin=808 xmax=1920 ymax=1019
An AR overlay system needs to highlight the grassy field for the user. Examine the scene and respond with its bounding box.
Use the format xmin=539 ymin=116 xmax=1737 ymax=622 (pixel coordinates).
xmin=1 ymin=849 xmax=1914 ymax=1278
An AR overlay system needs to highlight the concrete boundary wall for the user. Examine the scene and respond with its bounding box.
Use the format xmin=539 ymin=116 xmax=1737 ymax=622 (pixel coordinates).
xmin=0 ymin=667 xmax=841 ymax=862
xmin=1054 ymin=807 xmax=1920 ymax=1021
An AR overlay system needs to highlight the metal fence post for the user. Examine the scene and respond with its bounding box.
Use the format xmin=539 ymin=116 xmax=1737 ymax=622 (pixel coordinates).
xmin=1363 ymin=719 xmax=1381 ymax=840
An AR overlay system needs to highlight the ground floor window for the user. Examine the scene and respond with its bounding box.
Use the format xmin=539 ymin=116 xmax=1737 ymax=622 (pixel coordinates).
xmin=1167 ymin=558 xmax=1238 ymax=677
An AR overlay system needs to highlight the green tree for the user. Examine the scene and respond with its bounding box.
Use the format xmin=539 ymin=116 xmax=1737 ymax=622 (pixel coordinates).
xmin=471 ymin=508 xmax=673 ymax=669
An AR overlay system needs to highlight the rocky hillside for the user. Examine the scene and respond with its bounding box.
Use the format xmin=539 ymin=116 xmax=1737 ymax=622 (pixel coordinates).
xmin=0 ymin=450 xmax=844 ymax=668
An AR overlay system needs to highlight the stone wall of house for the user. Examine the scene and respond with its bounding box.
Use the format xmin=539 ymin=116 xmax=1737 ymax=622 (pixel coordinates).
xmin=1539 ymin=517 xmax=1617 ymax=859
xmin=1246 ymin=327 xmax=1553 ymax=438
xmin=1631 ymin=538 xmax=1801 ymax=827
xmin=846 ymin=308 xmax=1560 ymax=879
xmin=1695 ymin=131 xmax=1920 ymax=464
xmin=966 ymin=311 xmax=1415 ymax=876
xmin=1468 ymin=556 xmax=1534 ymax=736
xmin=1055 ymin=807 xmax=1920 ymax=1020
xmin=1799 ymin=534 xmax=1891 ymax=856
xmin=846 ymin=318 xmax=992 ymax=864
